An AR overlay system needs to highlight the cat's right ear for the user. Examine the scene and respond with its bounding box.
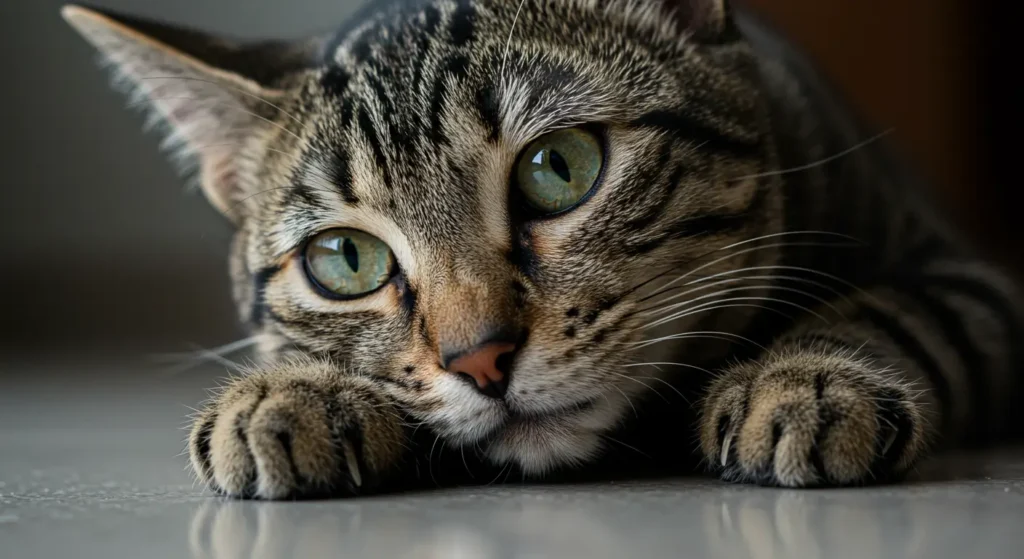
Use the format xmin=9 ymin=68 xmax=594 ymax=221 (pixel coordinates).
xmin=663 ymin=0 xmax=741 ymax=44
xmin=61 ymin=5 xmax=320 ymax=222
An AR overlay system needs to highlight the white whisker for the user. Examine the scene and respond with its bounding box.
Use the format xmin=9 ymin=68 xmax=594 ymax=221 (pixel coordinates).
xmin=643 ymin=295 xmax=829 ymax=330
xmin=601 ymin=434 xmax=653 ymax=460
xmin=625 ymin=361 xmax=711 ymax=374
xmin=624 ymin=371 xmax=693 ymax=404
xmin=640 ymin=238 xmax=861 ymax=303
xmin=640 ymin=275 xmax=847 ymax=317
xmin=139 ymin=76 xmax=306 ymax=128
xmin=630 ymin=330 xmax=767 ymax=352
xmin=608 ymin=371 xmax=669 ymax=403
xmin=730 ymin=129 xmax=894 ymax=182
xmin=132 ymin=90 xmax=315 ymax=158
xmin=500 ymin=0 xmax=529 ymax=83
xmin=607 ymin=382 xmax=639 ymax=418
xmin=153 ymin=336 xmax=263 ymax=376
xmin=643 ymin=284 xmax=844 ymax=324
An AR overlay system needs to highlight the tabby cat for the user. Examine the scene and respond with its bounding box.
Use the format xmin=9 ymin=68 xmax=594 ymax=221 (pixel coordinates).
xmin=64 ymin=0 xmax=1023 ymax=499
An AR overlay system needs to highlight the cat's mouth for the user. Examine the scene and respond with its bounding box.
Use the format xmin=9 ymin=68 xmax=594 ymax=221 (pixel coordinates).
xmin=481 ymin=396 xmax=611 ymax=474
xmin=505 ymin=398 xmax=597 ymax=423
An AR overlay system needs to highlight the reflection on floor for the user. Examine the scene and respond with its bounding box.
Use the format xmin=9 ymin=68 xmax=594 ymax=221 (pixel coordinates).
xmin=2 ymin=361 xmax=1022 ymax=559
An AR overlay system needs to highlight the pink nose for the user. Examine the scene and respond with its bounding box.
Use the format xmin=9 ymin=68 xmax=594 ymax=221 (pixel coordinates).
xmin=446 ymin=342 xmax=517 ymax=399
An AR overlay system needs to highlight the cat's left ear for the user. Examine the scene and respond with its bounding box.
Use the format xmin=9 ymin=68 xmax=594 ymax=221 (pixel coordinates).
xmin=62 ymin=5 xmax=319 ymax=221
xmin=664 ymin=0 xmax=741 ymax=43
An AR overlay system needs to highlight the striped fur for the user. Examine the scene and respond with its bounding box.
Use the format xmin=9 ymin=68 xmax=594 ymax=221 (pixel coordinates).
xmin=65 ymin=0 xmax=1023 ymax=498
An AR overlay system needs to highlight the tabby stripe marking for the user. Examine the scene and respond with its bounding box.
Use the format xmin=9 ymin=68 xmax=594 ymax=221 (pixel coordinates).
xmin=327 ymin=149 xmax=359 ymax=204
xmin=624 ymin=139 xmax=681 ymax=230
xmin=475 ymin=84 xmax=501 ymax=143
xmin=901 ymin=285 xmax=991 ymax=444
xmin=282 ymin=181 xmax=325 ymax=209
xmin=923 ymin=271 xmax=1024 ymax=438
xmin=321 ymin=66 xmax=350 ymax=97
xmin=856 ymin=303 xmax=954 ymax=436
xmin=194 ymin=414 xmax=216 ymax=483
xmin=625 ymin=183 xmax=766 ymax=255
xmin=357 ymin=107 xmax=393 ymax=188
xmin=449 ymin=0 xmax=475 ymax=47
xmin=428 ymin=66 xmax=450 ymax=145
xmin=630 ymin=110 xmax=760 ymax=159
xmin=250 ymin=265 xmax=283 ymax=325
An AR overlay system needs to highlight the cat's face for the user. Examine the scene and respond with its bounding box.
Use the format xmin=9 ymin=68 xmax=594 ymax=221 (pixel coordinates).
xmin=67 ymin=0 xmax=780 ymax=473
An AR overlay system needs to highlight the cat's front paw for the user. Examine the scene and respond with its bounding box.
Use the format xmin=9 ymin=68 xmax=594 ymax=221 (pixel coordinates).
xmin=187 ymin=360 xmax=406 ymax=499
xmin=700 ymin=350 xmax=929 ymax=487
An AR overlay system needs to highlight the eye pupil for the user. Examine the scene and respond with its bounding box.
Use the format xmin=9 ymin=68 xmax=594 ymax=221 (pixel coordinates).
xmin=515 ymin=128 xmax=602 ymax=215
xmin=548 ymin=150 xmax=572 ymax=183
xmin=304 ymin=228 xmax=395 ymax=299
xmin=342 ymin=237 xmax=360 ymax=273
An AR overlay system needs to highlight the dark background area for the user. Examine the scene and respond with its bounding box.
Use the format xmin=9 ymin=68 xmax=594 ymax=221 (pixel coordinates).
xmin=0 ymin=0 xmax=1018 ymax=361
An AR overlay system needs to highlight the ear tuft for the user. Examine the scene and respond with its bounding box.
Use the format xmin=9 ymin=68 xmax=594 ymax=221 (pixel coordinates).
xmin=667 ymin=0 xmax=741 ymax=44
xmin=62 ymin=4 xmax=316 ymax=221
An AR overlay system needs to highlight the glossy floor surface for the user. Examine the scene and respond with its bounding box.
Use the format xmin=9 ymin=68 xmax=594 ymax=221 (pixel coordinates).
xmin=2 ymin=361 xmax=1023 ymax=559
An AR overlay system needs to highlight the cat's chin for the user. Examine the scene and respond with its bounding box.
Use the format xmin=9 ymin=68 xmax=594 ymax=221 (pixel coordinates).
xmin=483 ymin=415 xmax=604 ymax=475
xmin=424 ymin=378 xmax=632 ymax=473
xmin=482 ymin=395 xmax=625 ymax=475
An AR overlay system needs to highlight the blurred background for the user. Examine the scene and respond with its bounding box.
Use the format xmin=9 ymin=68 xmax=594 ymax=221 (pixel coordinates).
xmin=0 ymin=0 xmax=1017 ymax=362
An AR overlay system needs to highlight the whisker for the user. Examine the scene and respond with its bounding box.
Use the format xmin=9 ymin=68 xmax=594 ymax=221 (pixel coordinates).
xmin=501 ymin=460 xmax=517 ymax=484
xmin=639 ymin=285 xmax=802 ymax=326
xmin=152 ymin=337 xmax=263 ymax=376
xmin=729 ymin=129 xmax=894 ymax=182
xmin=460 ymin=446 xmax=476 ymax=480
xmin=131 ymin=91 xmax=319 ymax=160
xmin=500 ymin=0 xmax=529 ymax=82
xmin=224 ymin=183 xmax=342 ymax=218
xmin=485 ymin=461 xmax=512 ymax=486
xmin=640 ymin=302 xmax=792 ymax=330
xmin=638 ymin=274 xmax=848 ymax=316
xmin=639 ymin=240 xmax=861 ymax=304
xmin=624 ymin=361 xmax=712 ymax=375
xmin=608 ymin=371 xmax=669 ymax=403
xmin=643 ymin=284 xmax=845 ymax=323
xmin=177 ymin=142 xmax=339 ymax=191
xmin=626 ymin=372 xmax=693 ymax=404
xmin=622 ymin=230 xmax=860 ymax=301
xmin=630 ymin=330 xmax=768 ymax=352
xmin=139 ymin=76 xmax=306 ymax=128
xmin=640 ymin=230 xmax=860 ymax=285
xmin=607 ymin=383 xmax=639 ymax=418
xmin=428 ymin=434 xmax=443 ymax=488
xmin=601 ymin=434 xmax=654 ymax=460
xmin=152 ymin=336 xmax=262 ymax=364
xmin=642 ymin=295 xmax=829 ymax=330
xmin=641 ymin=266 xmax=857 ymax=310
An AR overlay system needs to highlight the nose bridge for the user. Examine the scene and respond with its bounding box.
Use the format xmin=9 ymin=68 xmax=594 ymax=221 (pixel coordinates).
xmin=429 ymin=276 xmax=515 ymax=360
xmin=421 ymin=254 xmax=519 ymax=362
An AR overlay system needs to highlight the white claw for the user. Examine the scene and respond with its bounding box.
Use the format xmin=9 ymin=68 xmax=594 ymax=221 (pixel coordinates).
xmin=721 ymin=432 xmax=734 ymax=467
xmin=882 ymin=428 xmax=899 ymax=456
xmin=342 ymin=440 xmax=362 ymax=488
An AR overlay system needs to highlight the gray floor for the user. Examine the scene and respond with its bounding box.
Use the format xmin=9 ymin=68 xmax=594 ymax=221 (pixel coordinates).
xmin=2 ymin=361 xmax=1023 ymax=559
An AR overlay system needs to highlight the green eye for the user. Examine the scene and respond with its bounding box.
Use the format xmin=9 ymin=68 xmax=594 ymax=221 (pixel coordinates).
xmin=303 ymin=229 xmax=397 ymax=298
xmin=515 ymin=127 xmax=603 ymax=214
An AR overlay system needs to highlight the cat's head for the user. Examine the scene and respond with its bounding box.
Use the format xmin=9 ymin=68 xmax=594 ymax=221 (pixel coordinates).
xmin=65 ymin=0 xmax=780 ymax=474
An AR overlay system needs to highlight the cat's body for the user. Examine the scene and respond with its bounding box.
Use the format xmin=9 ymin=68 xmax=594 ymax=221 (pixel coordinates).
xmin=64 ymin=0 xmax=1022 ymax=498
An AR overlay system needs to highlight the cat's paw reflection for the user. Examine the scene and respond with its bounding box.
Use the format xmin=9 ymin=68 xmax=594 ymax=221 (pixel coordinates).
xmin=187 ymin=501 xmax=502 ymax=559
xmin=188 ymin=501 xmax=361 ymax=559
xmin=187 ymin=491 xmax=633 ymax=559
xmin=702 ymin=492 xmax=932 ymax=559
